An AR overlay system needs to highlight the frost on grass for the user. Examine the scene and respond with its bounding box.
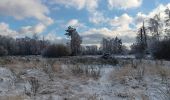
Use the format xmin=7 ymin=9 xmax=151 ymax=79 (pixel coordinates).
xmin=0 ymin=56 xmax=170 ymax=100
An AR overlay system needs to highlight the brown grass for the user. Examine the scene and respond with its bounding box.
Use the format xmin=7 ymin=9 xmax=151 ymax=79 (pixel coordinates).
xmin=110 ymin=61 xmax=170 ymax=84
xmin=110 ymin=64 xmax=135 ymax=83
xmin=0 ymin=95 xmax=26 ymax=100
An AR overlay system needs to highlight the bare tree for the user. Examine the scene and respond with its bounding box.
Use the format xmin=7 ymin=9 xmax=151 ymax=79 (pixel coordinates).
xmin=83 ymin=45 xmax=98 ymax=55
xmin=102 ymin=37 xmax=122 ymax=54
xmin=148 ymin=14 xmax=162 ymax=41
xmin=164 ymin=8 xmax=170 ymax=38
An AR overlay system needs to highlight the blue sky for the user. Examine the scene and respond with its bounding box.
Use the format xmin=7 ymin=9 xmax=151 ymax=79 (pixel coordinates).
xmin=0 ymin=0 xmax=170 ymax=46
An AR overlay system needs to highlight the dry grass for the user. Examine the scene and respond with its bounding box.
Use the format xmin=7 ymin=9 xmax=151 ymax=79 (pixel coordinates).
xmin=0 ymin=95 xmax=26 ymax=100
xmin=69 ymin=64 xmax=101 ymax=80
xmin=145 ymin=63 xmax=170 ymax=83
xmin=110 ymin=60 xmax=170 ymax=84
xmin=141 ymin=94 xmax=149 ymax=100
xmin=1 ymin=56 xmax=170 ymax=100
xmin=110 ymin=64 xmax=135 ymax=84
xmin=52 ymin=63 xmax=62 ymax=73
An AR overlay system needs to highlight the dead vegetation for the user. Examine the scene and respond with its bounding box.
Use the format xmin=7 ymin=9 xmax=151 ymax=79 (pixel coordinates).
xmin=69 ymin=64 xmax=101 ymax=79
xmin=111 ymin=59 xmax=170 ymax=83
xmin=1 ymin=56 xmax=170 ymax=99
xmin=0 ymin=95 xmax=25 ymax=100
xmin=110 ymin=59 xmax=170 ymax=99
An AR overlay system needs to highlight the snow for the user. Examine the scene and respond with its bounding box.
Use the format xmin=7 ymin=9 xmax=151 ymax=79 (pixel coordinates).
xmin=0 ymin=67 xmax=16 ymax=93
xmin=0 ymin=57 xmax=169 ymax=100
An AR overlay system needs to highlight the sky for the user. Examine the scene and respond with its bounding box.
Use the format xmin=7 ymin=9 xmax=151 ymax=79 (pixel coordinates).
xmin=0 ymin=0 xmax=170 ymax=46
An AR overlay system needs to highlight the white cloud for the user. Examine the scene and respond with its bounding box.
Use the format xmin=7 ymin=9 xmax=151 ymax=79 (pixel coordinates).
xmin=108 ymin=0 xmax=142 ymax=9
xmin=135 ymin=3 xmax=170 ymax=21
xmin=0 ymin=0 xmax=53 ymax=25
xmin=134 ymin=12 xmax=148 ymax=28
xmin=19 ymin=23 xmax=46 ymax=35
xmin=89 ymin=11 xmax=108 ymax=24
xmin=44 ymin=33 xmax=67 ymax=44
xmin=51 ymin=0 xmax=99 ymax=25
xmin=148 ymin=4 xmax=169 ymax=18
xmin=0 ymin=0 xmax=54 ymax=37
xmin=51 ymin=0 xmax=105 ymax=25
xmin=81 ymin=27 xmax=115 ymax=37
xmin=81 ymin=26 xmax=136 ymax=45
xmin=85 ymin=0 xmax=98 ymax=12
xmin=66 ymin=19 xmax=85 ymax=28
xmin=51 ymin=0 xmax=86 ymax=10
xmin=134 ymin=3 xmax=170 ymax=29
xmin=0 ymin=22 xmax=18 ymax=36
xmin=135 ymin=12 xmax=147 ymax=22
xmin=0 ymin=22 xmax=48 ymax=37
xmin=81 ymin=13 xmax=136 ymax=45
xmin=0 ymin=22 xmax=51 ymax=39
xmin=81 ymin=13 xmax=139 ymax=44
xmin=52 ymin=0 xmax=98 ymax=12
xmin=110 ymin=13 xmax=133 ymax=30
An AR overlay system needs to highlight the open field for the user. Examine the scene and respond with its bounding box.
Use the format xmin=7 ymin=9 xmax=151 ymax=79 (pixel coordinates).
xmin=0 ymin=56 xmax=170 ymax=100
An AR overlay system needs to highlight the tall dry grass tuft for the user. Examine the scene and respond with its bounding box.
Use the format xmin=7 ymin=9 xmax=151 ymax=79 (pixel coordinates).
xmin=28 ymin=77 xmax=39 ymax=97
xmin=70 ymin=64 xmax=101 ymax=80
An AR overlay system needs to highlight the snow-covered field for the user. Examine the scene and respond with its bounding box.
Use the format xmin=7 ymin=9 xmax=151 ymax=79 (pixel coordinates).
xmin=0 ymin=56 xmax=170 ymax=100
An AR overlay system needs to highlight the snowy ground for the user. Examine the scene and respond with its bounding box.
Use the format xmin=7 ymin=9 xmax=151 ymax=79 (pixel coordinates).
xmin=0 ymin=56 xmax=170 ymax=100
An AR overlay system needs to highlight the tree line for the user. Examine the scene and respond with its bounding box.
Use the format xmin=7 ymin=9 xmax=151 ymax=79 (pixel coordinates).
xmin=0 ymin=35 xmax=49 ymax=56
xmin=0 ymin=26 xmax=125 ymax=57
xmin=132 ymin=7 xmax=170 ymax=60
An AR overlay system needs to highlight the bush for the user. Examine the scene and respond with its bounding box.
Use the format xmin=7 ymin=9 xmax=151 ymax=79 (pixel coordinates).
xmin=152 ymin=39 xmax=170 ymax=60
xmin=42 ymin=44 xmax=70 ymax=58
xmin=130 ymin=43 xmax=146 ymax=59
xmin=0 ymin=46 xmax=8 ymax=56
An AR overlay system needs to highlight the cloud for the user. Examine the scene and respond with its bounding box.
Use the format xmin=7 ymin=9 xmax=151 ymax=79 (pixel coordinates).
xmin=134 ymin=3 xmax=170 ymax=29
xmin=135 ymin=3 xmax=170 ymax=21
xmin=110 ymin=13 xmax=133 ymax=30
xmin=0 ymin=0 xmax=55 ymax=37
xmin=108 ymin=0 xmax=142 ymax=9
xmin=80 ymin=13 xmax=136 ymax=45
xmin=66 ymin=19 xmax=85 ymax=28
xmin=135 ymin=12 xmax=147 ymax=23
xmin=89 ymin=11 xmax=108 ymax=24
xmin=19 ymin=23 xmax=46 ymax=35
xmin=81 ymin=27 xmax=115 ymax=37
xmin=51 ymin=0 xmax=98 ymax=12
xmin=85 ymin=0 xmax=98 ymax=12
xmin=0 ymin=22 xmax=18 ymax=37
xmin=51 ymin=0 xmax=99 ymax=25
xmin=44 ymin=33 xmax=67 ymax=44
xmin=51 ymin=0 xmax=86 ymax=10
xmin=147 ymin=4 xmax=170 ymax=18
xmin=0 ymin=22 xmax=48 ymax=38
xmin=0 ymin=0 xmax=53 ymax=25
xmin=81 ymin=26 xmax=136 ymax=45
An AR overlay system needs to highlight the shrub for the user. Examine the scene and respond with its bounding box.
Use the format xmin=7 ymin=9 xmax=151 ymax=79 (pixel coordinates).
xmin=151 ymin=39 xmax=170 ymax=60
xmin=42 ymin=44 xmax=70 ymax=58
xmin=0 ymin=46 xmax=8 ymax=56
xmin=130 ymin=43 xmax=146 ymax=59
